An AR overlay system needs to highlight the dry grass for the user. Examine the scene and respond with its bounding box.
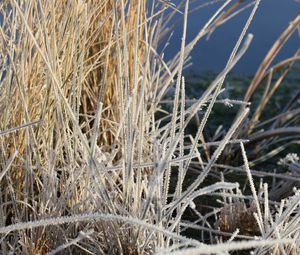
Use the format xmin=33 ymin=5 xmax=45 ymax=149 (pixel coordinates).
xmin=0 ymin=0 xmax=299 ymax=254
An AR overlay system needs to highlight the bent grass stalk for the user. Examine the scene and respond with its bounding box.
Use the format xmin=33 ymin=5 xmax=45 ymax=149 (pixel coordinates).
xmin=0 ymin=0 xmax=299 ymax=254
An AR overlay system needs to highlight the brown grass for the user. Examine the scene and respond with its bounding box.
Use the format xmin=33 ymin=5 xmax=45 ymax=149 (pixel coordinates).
xmin=0 ymin=0 xmax=300 ymax=254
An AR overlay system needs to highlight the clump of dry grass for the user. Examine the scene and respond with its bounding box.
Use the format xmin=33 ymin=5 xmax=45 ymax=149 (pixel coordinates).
xmin=0 ymin=0 xmax=154 ymax=253
xmin=0 ymin=0 xmax=300 ymax=254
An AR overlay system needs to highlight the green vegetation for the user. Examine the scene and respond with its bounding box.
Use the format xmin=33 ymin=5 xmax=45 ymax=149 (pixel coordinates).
xmin=0 ymin=0 xmax=299 ymax=254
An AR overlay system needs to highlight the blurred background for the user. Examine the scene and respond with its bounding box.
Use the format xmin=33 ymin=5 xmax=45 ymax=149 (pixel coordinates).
xmin=163 ymin=0 xmax=299 ymax=75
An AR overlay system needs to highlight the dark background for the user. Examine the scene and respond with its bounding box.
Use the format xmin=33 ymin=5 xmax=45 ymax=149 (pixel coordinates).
xmin=163 ymin=0 xmax=299 ymax=75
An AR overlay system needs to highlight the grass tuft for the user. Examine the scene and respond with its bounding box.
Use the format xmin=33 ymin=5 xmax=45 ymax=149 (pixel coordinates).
xmin=0 ymin=0 xmax=299 ymax=254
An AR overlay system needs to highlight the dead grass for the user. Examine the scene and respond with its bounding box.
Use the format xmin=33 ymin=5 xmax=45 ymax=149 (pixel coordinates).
xmin=0 ymin=0 xmax=299 ymax=254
